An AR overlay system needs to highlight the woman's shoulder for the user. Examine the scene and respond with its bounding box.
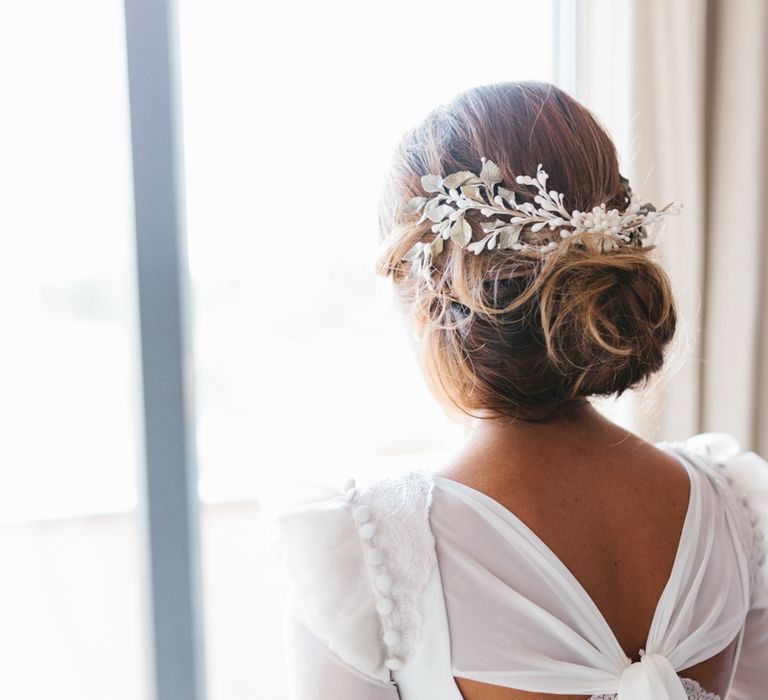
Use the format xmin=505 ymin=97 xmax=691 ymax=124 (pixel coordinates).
xmin=657 ymin=432 xmax=768 ymax=609
xmin=268 ymin=467 xmax=439 ymax=677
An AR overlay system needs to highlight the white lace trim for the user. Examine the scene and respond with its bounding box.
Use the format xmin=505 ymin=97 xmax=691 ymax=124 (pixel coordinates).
xmin=590 ymin=676 xmax=719 ymax=699
xmin=664 ymin=435 xmax=768 ymax=608
xmin=343 ymin=470 xmax=437 ymax=672
xmin=713 ymin=460 xmax=767 ymax=608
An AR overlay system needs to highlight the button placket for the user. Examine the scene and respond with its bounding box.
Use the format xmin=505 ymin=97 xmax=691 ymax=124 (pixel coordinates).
xmin=345 ymin=477 xmax=404 ymax=672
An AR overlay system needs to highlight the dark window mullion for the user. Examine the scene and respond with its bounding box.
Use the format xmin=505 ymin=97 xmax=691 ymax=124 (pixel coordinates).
xmin=123 ymin=1 xmax=207 ymax=698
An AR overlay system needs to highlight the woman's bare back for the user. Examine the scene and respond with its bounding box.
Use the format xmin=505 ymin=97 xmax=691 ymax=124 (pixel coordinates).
xmin=436 ymin=404 xmax=739 ymax=699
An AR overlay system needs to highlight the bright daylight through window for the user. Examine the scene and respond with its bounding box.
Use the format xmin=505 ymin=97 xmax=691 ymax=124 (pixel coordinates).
xmin=0 ymin=2 xmax=559 ymax=698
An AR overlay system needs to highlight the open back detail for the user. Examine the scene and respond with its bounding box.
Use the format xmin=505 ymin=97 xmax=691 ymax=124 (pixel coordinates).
xmin=275 ymin=433 xmax=768 ymax=700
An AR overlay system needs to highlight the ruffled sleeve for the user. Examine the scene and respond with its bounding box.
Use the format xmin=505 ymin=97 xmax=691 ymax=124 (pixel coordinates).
xmin=269 ymin=479 xmax=393 ymax=688
xmin=672 ymin=434 xmax=768 ymax=699
xmin=268 ymin=469 xmax=437 ymax=698
xmin=283 ymin=607 xmax=400 ymax=699
xmin=672 ymin=432 xmax=768 ymax=610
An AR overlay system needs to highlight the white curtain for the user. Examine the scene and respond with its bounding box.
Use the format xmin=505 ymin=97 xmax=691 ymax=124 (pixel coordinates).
xmin=575 ymin=0 xmax=768 ymax=453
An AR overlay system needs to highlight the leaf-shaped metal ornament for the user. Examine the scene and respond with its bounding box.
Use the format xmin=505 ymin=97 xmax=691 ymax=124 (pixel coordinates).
xmin=460 ymin=183 xmax=485 ymax=202
xmin=397 ymin=157 xmax=682 ymax=278
xmin=425 ymin=202 xmax=454 ymax=223
xmin=536 ymin=165 xmax=549 ymax=189
xmin=497 ymin=227 xmax=522 ymax=248
xmin=497 ymin=187 xmax=516 ymax=205
xmin=404 ymin=196 xmax=427 ymax=214
xmin=466 ymin=239 xmax=485 ymax=255
xmin=417 ymin=197 xmax=439 ymax=224
xmin=421 ymin=174 xmax=444 ymax=193
xmin=449 ymin=217 xmax=469 ymax=246
xmin=460 ymin=219 xmax=472 ymax=245
xmin=480 ymin=158 xmax=503 ymax=192
xmin=442 ymin=171 xmax=479 ymax=190
xmin=481 ymin=219 xmax=509 ymax=232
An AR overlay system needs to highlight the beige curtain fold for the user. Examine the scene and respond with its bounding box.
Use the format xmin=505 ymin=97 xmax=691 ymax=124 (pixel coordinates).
xmin=579 ymin=0 xmax=768 ymax=452
xmin=697 ymin=0 xmax=768 ymax=455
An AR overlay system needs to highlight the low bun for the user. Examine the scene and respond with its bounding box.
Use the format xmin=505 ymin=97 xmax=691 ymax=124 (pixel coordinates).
xmin=537 ymin=246 xmax=677 ymax=400
xmin=408 ymin=244 xmax=677 ymax=422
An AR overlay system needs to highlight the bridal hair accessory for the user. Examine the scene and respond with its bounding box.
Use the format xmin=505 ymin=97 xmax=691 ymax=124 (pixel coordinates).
xmin=401 ymin=158 xmax=682 ymax=284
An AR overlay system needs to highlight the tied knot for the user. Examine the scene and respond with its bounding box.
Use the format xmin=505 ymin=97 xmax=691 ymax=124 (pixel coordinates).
xmin=617 ymin=652 xmax=687 ymax=700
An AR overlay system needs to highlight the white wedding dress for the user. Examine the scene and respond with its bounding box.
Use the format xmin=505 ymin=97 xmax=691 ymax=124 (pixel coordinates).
xmin=275 ymin=433 xmax=768 ymax=699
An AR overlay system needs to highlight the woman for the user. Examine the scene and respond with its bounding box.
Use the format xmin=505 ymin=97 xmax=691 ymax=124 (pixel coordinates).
xmin=275 ymin=82 xmax=768 ymax=699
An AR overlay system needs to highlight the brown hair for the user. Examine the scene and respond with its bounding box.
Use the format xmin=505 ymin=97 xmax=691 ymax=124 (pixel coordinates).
xmin=375 ymin=81 xmax=677 ymax=421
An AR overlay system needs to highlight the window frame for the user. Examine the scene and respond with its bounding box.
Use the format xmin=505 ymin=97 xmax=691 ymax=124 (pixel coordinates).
xmin=124 ymin=0 xmax=207 ymax=698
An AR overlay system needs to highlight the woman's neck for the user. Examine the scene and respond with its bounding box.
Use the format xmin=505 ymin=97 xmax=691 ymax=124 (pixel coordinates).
xmin=442 ymin=400 xmax=644 ymax=481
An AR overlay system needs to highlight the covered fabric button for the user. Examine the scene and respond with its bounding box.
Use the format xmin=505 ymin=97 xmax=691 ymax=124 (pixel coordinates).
xmin=359 ymin=523 xmax=376 ymax=540
xmin=367 ymin=548 xmax=385 ymax=565
xmin=375 ymin=573 xmax=393 ymax=592
xmin=385 ymin=657 xmax=403 ymax=671
xmin=353 ymin=505 xmax=371 ymax=523
xmin=343 ymin=478 xmax=356 ymax=491
xmin=376 ymin=597 xmax=394 ymax=615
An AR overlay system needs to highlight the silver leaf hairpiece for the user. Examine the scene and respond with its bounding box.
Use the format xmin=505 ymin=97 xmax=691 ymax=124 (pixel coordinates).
xmin=401 ymin=158 xmax=682 ymax=285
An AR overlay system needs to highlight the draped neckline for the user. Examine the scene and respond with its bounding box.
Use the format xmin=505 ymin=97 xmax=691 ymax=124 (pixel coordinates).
xmin=432 ymin=444 xmax=698 ymax=665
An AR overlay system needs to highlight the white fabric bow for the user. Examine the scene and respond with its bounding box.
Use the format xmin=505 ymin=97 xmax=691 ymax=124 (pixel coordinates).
xmin=617 ymin=652 xmax=687 ymax=700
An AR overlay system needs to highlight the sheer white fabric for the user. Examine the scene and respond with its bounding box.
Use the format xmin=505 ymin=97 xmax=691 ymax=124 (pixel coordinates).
xmin=274 ymin=433 xmax=768 ymax=699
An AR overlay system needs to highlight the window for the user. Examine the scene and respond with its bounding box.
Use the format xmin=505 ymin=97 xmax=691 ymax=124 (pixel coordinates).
xmin=1 ymin=2 xmax=562 ymax=698
xmin=0 ymin=1 xmax=148 ymax=697
xmin=178 ymin=2 xmax=560 ymax=697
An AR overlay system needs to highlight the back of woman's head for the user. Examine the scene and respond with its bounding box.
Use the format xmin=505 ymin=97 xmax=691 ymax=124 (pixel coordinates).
xmin=375 ymin=81 xmax=677 ymax=421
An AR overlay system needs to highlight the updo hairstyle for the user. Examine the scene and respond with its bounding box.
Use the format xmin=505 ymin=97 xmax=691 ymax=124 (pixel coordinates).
xmin=375 ymin=81 xmax=677 ymax=421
